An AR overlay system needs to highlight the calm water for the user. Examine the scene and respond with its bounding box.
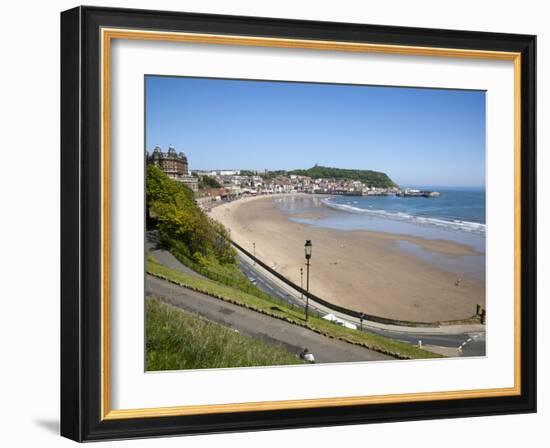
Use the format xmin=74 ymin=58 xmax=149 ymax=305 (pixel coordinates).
xmin=326 ymin=187 xmax=485 ymax=228
xmin=275 ymin=188 xmax=486 ymax=280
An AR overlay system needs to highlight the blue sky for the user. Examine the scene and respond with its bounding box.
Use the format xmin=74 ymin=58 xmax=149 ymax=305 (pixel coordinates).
xmin=145 ymin=76 xmax=486 ymax=187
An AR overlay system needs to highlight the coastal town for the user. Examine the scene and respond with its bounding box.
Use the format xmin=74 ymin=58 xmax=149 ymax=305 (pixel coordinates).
xmin=194 ymin=170 xmax=399 ymax=208
xmin=146 ymin=144 xmax=440 ymax=211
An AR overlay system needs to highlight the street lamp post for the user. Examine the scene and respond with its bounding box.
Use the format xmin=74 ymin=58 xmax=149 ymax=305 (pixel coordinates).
xmin=300 ymin=267 xmax=303 ymax=304
xmin=253 ymin=242 xmax=256 ymax=265
xmin=304 ymin=240 xmax=312 ymax=321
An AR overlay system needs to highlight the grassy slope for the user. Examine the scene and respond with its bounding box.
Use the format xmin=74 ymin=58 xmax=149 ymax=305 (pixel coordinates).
xmin=146 ymin=297 xmax=303 ymax=371
xmin=147 ymin=255 xmax=442 ymax=360
xmin=169 ymin=244 xmax=283 ymax=304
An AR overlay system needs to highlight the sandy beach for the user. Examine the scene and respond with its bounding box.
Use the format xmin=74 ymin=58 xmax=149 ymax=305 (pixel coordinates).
xmin=209 ymin=194 xmax=485 ymax=322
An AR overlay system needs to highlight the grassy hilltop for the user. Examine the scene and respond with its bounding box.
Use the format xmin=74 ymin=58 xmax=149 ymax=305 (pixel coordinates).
xmin=290 ymin=165 xmax=398 ymax=188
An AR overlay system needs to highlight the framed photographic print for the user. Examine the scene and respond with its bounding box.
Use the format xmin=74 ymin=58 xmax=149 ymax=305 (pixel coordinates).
xmin=60 ymin=6 xmax=536 ymax=442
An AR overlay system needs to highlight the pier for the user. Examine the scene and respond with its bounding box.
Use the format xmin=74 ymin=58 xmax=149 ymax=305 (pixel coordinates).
xmin=396 ymin=189 xmax=440 ymax=198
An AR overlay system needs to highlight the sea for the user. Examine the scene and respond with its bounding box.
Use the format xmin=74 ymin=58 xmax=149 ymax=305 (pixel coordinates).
xmin=274 ymin=187 xmax=486 ymax=280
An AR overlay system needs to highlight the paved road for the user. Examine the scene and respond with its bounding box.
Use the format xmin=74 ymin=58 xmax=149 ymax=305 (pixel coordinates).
xmin=146 ymin=275 xmax=391 ymax=364
xmin=237 ymin=254 xmax=486 ymax=357
xmin=239 ymin=259 xmax=306 ymax=308
xmin=460 ymin=334 xmax=486 ymax=357
xmin=146 ymin=236 xmax=206 ymax=279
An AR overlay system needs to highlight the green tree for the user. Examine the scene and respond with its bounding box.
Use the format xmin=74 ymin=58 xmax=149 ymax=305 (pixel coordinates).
xmin=198 ymin=175 xmax=222 ymax=189
xmin=147 ymin=165 xmax=236 ymax=265
xmin=146 ymin=165 xmax=195 ymax=208
xmin=239 ymin=170 xmax=256 ymax=177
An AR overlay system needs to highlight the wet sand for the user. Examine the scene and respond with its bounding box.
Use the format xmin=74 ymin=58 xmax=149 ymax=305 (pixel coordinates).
xmin=209 ymin=194 xmax=485 ymax=322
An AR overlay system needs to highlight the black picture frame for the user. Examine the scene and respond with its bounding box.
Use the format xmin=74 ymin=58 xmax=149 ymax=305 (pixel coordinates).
xmin=61 ymin=5 xmax=536 ymax=442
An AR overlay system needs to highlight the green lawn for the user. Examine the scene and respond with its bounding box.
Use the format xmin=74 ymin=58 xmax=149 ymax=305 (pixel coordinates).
xmin=146 ymin=254 xmax=443 ymax=360
xmin=146 ymin=297 xmax=304 ymax=371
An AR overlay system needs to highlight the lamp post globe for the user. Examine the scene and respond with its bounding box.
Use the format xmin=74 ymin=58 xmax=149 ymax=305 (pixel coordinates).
xmin=304 ymin=239 xmax=312 ymax=259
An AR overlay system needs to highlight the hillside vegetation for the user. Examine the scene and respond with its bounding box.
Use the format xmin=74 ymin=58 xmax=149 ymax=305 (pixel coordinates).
xmin=147 ymin=165 xmax=272 ymax=298
xmin=290 ymin=165 xmax=397 ymax=188
xmin=147 ymin=165 xmax=236 ymax=264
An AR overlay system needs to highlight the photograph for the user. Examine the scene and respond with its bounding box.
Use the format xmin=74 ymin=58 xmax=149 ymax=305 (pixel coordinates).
xmin=144 ymin=75 xmax=487 ymax=371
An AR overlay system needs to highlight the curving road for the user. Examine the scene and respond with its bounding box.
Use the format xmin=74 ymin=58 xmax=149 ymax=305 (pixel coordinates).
xmin=146 ymin=275 xmax=391 ymax=364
